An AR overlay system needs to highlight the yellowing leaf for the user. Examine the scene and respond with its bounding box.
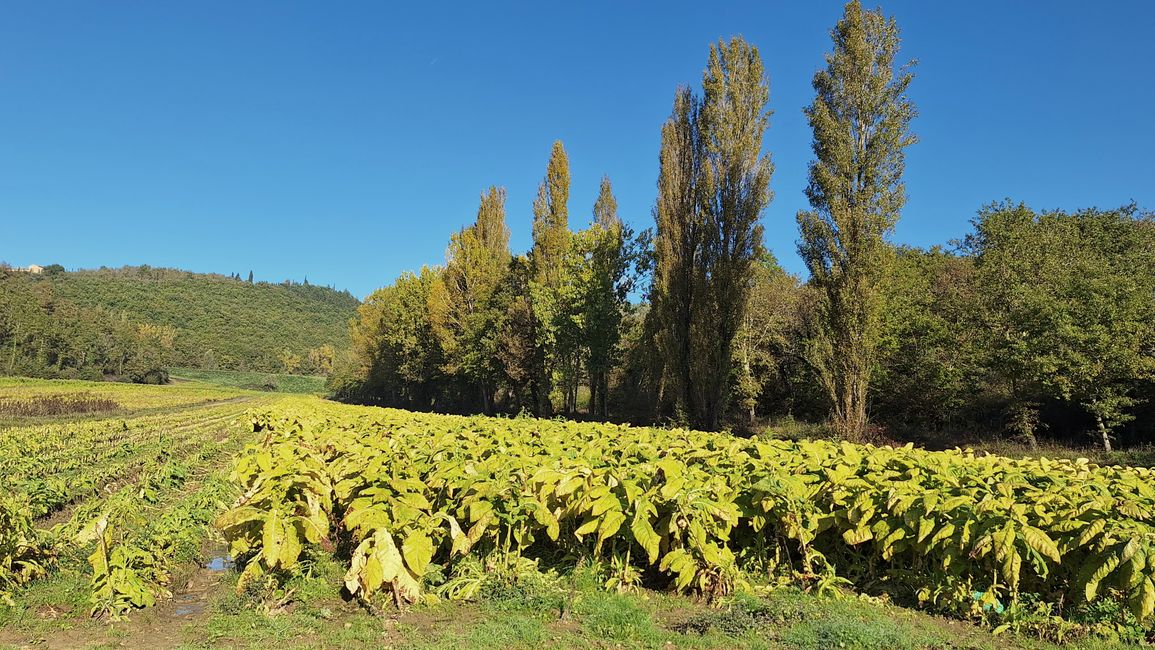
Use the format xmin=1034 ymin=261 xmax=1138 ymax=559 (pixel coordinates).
xmin=1133 ymin=577 xmax=1155 ymax=620
xmin=574 ymin=516 xmax=600 ymax=539
xmin=842 ymin=526 xmax=873 ymax=545
xmin=402 ymin=533 xmax=434 ymax=576
xmin=598 ymin=510 xmax=627 ymax=544
xmin=631 ymin=512 xmax=662 ymax=564
xmin=262 ymin=509 xmax=285 ymax=569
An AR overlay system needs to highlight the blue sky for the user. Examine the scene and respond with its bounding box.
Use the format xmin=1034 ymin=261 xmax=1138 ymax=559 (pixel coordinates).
xmin=1 ymin=1 xmax=1152 ymax=298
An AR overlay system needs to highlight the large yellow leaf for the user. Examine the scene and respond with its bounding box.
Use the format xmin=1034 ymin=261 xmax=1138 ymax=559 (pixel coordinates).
xmin=630 ymin=512 xmax=662 ymax=564
xmin=597 ymin=511 xmax=627 ymax=544
xmin=262 ymin=509 xmax=285 ymax=569
xmin=1133 ymin=577 xmax=1155 ymax=620
xmin=402 ymin=532 xmax=434 ymax=576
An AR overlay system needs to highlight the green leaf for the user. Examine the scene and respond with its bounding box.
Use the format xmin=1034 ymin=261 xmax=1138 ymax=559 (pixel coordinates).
xmin=1081 ymin=550 xmax=1122 ymax=602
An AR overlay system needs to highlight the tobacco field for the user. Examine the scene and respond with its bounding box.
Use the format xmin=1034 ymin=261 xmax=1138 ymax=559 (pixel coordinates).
xmin=218 ymin=398 xmax=1155 ymax=632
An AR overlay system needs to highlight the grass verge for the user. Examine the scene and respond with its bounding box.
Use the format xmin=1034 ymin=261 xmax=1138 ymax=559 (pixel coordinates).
xmin=170 ymin=368 xmax=327 ymax=395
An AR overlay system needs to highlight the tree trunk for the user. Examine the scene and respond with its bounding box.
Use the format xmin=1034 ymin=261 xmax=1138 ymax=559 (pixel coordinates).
xmin=479 ymin=382 xmax=496 ymax=416
xmin=1096 ymin=414 xmax=1113 ymax=453
xmin=599 ymin=373 xmax=609 ymax=419
xmin=832 ymin=377 xmax=868 ymax=441
xmin=744 ymin=345 xmax=755 ymax=427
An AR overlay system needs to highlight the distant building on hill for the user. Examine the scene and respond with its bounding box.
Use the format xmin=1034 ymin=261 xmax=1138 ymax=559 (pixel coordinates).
xmin=25 ymin=264 xmax=44 ymax=274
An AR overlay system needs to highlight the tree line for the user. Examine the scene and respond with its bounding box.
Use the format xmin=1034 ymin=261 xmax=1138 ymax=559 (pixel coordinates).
xmin=332 ymin=1 xmax=1151 ymax=449
xmin=0 ymin=267 xmax=177 ymax=383
xmin=0 ymin=264 xmax=357 ymax=381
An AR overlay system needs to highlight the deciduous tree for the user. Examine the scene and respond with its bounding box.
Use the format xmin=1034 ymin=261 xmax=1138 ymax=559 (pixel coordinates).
xmin=428 ymin=187 xmax=511 ymax=413
xmin=652 ymin=36 xmax=773 ymax=431
xmin=968 ymin=202 xmax=1155 ymax=451
xmin=797 ymin=0 xmax=917 ymax=440
xmin=528 ymin=142 xmax=574 ymax=415
xmin=582 ymin=177 xmax=632 ymax=417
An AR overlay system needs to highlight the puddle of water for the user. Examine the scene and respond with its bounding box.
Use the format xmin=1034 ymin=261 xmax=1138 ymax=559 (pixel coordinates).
xmin=204 ymin=555 xmax=234 ymax=571
xmin=173 ymin=594 xmax=205 ymax=617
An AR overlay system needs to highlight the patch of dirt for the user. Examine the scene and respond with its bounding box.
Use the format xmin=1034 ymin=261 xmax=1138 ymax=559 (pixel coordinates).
xmin=396 ymin=603 xmax=484 ymax=630
xmin=0 ymin=551 xmax=231 ymax=650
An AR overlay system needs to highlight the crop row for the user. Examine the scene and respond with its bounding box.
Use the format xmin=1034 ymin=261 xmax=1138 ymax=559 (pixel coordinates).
xmin=0 ymin=397 xmax=263 ymax=612
xmin=1 ymin=403 xmax=249 ymax=518
xmin=219 ymin=399 xmax=1155 ymax=625
xmin=0 ymin=377 xmax=239 ymax=416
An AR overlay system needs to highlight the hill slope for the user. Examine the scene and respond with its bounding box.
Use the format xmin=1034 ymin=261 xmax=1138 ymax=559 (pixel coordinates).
xmin=48 ymin=266 xmax=358 ymax=372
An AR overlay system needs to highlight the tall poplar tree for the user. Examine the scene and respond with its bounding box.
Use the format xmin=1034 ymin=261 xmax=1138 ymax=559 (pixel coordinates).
xmin=652 ymin=86 xmax=699 ymax=425
xmin=652 ymin=37 xmax=773 ymax=431
xmin=797 ymin=0 xmax=917 ymax=440
xmin=531 ymin=141 xmax=571 ymax=288
xmin=528 ymin=141 xmax=575 ymax=415
xmin=428 ymin=186 xmax=512 ymax=413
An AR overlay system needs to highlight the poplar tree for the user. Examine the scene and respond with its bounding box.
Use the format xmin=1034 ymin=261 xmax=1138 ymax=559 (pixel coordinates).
xmin=797 ymin=0 xmax=917 ymax=440
xmin=584 ymin=176 xmax=631 ymax=417
xmin=531 ymin=141 xmax=571 ymax=288
xmin=528 ymin=141 xmax=574 ymax=415
xmin=652 ymin=37 xmax=773 ymax=431
xmin=428 ymin=186 xmax=511 ymax=413
xmin=653 ymin=86 xmax=700 ymax=425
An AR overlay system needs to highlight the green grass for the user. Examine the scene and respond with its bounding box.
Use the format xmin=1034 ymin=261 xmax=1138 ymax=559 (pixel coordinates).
xmin=150 ymin=558 xmax=1134 ymax=649
xmin=170 ymin=367 xmax=327 ymax=395
xmin=3 ymin=538 xmax=1144 ymax=649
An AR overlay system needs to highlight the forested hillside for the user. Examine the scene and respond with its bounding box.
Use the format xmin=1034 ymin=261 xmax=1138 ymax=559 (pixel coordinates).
xmin=0 ymin=265 xmax=358 ymax=379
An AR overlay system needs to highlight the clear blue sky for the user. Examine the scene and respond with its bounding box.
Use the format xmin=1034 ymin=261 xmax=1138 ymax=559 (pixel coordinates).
xmin=2 ymin=1 xmax=1152 ymax=298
